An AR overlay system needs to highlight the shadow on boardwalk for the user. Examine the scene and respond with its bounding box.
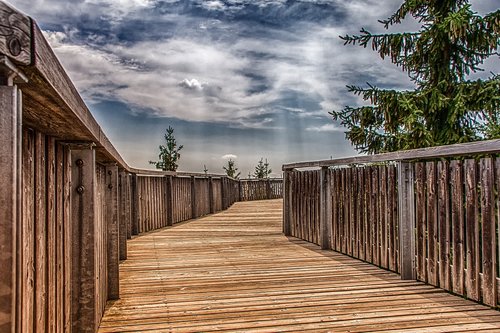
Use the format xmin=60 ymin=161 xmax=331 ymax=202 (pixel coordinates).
xmin=99 ymin=199 xmax=500 ymax=332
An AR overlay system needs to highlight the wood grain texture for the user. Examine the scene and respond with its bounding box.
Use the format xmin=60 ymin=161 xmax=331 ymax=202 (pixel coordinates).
xmin=0 ymin=86 xmax=20 ymax=332
xmin=283 ymin=139 xmax=500 ymax=170
xmin=98 ymin=200 xmax=500 ymax=333
xmin=0 ymin=2 xmax=31 ymax=65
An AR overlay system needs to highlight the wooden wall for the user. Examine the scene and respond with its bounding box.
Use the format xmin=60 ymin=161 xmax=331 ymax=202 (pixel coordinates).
xmin=18 ymin=128 xmax=72 ymax=332
xmin=284 ymin=157 xmax=500 ymax=308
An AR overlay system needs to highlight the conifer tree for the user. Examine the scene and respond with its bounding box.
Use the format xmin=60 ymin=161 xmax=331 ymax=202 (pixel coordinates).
xmin=223 ymin=159 xmax=241 ymax=179
xmin=331 ymin=1 xmax=500 ymax=154
xmin=149 ymin=126 xmax=183 ymax=171
xmin=254 ymin=158 xmax=272 ymax=179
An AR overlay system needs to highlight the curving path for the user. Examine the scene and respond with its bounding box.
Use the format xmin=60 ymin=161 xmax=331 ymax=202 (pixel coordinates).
xmin=99 ymin=199 xmax=500 ymax=332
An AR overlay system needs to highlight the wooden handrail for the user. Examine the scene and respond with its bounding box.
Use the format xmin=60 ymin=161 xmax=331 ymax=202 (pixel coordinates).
xmin=283 ymin=138 xmax=500 ymax=170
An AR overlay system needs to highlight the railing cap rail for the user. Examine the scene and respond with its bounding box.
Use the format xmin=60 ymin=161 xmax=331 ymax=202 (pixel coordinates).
xmin=282 ymin=138 xmax=500 ymax=170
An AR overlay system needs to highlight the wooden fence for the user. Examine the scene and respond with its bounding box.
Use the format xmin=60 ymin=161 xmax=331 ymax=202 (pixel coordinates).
xmin=283 ymin=141 xmax=500 ymax=309
xmin=0 ymin=2 xmax=281 ymax=332
xmin=239 ymin=179 xmax=283 ymax=201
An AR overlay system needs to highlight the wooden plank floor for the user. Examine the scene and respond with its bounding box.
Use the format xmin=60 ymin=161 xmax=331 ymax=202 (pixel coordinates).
xmin=99 ymin=199 xmax=500 ymax=332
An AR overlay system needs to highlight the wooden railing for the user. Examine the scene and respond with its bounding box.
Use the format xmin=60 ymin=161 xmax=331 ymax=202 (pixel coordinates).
xmin=239 ymin=178 xmax=283 ymax=201
xmin=283 ymin=140 xmax=500 ymax=309
xmin=0 ymin=2 xmax=281 ymax=332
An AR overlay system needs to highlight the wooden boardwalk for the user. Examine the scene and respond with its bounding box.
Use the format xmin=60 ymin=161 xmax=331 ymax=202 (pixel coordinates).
xmin=99 ymin=199 xmax=500 ymax=332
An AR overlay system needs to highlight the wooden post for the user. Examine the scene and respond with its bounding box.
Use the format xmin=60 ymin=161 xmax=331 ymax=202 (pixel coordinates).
xmin=238 ymin=180 xmax=242 ymax=202
xmin=191 ymin=176 xmax=197 ymax=219
xmin=283 ymin=171 xmax=291 ymax=236
xmin=0 ymin=64 xmax=24 ymax=332
xmin=118 ymin=170 xmax=128 ymax=260
xmin=105 ymin=165 xmax=119 ymax=300
xmin=165 ymin=176 xmax=173 ymax=226
xmin=69 ymin=143 xmax=98 ymax=332
xmin=320 ymin=167 xmax=332 ymax=250
xmin=398 ymin=161 xmax=416 ymax=280
xmin=130 ymin=174 xmax=139 ymax=235
xmin=208 ymin=177 xmax=214 ymax=214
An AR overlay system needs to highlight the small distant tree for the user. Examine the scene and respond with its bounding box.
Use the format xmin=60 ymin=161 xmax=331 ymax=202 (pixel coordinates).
xmin=223 ymin=159 xmax=241 ymax=179
xmin=149 ymin=126 xmax=183 ymax=171
xmin=254 ymin=158 xmax=272 ymax=179
xmin=203 ymin=164 xmax=208 ymax=175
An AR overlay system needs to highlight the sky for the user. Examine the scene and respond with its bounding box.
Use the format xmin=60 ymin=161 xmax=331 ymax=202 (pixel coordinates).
xmin=8 ymin=0 xmax=499 ymax=177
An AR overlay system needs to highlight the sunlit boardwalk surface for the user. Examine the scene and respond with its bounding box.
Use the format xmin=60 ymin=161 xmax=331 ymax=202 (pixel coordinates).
xmin=99 ymin=199 xmax=500 ymax=332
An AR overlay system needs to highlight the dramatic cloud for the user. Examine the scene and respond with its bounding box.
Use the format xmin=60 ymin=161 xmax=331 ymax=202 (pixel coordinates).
xmin=221 ymin=154 xmax=238 ymax=160
xmin=10 ymin=0 xmax=499 ymax=172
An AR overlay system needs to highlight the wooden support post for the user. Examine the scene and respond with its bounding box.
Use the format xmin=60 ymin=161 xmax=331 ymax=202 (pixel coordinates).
xmin=130 ymin=174 xmax=139 ymax=235
xmin=165 ymin=176 xmax=173 ymax=226
xmin=105 ymin=165 xmax=119 ymax=300
xmin=320 ymin=167 xmax=332 ymax=250
xmin=191 ymin=176 xmax=197 ymax=219
xmin=398 ymin=161 xmax=416 ymax=280
xmin=208 ymin=177 xmax=214 ymax=214
xmin=69 ymin=144 xmax=98 ymax=333
xmin=118 ymin=170 xmax=128 ymax=260
xmin=283 ymin=171 xmax=291 ymax=236
xmin=0 ymin=73 xmax=23 ymax=332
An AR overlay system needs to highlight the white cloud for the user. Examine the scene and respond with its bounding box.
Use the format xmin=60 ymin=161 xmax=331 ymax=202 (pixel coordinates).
xmin=306 ymin=124 xmax=344 ymax=132
xmin=222 ymin=154 xmax=238 ymax=160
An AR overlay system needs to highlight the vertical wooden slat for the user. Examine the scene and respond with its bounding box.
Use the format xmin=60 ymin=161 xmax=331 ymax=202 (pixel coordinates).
xmin=398 ymin=162 xmax=415 ymax=280
xmin=437 ymin=161 xmax=451 ymax=290
xmin=0 ymin=86 xmax=21 ymax=333
xmin=331 ymin=170 xmax=337 ymax=250
xmin=131 ymin=174 xmax=139 ymax=236
xmin=450 ymin=160 xmax=465 ymax=296
xmin=54 ymin=143 xmax=64 ymax=332
xmin=388 ymin=165 xmax=396 ymax=272
xmin=34 ymin=132 xmax=47 ymax=333
xmin=105 ymin=165 xmax=119 ymax=301
xmin=372 ymin=167 xmax=379 ymax=266
xmin=351 ymin=168 xmax=358 ymax=257
xmin=166 ymin=176 xmax=173 ymax=226
xmin=46 ymin=137 xmax=57 ymax=333
xmin=357 ymin=168 xmax=364 ymax=261
xmin=480 ymin=157 xmax=496 ymax=306
xmin=320 ymin=167 xmax=332 ymax=250
xmin=426 ymin=161 xmax=438 ymax=286
xmin=465 ymin=159 xmax=480 ymax=301
xmin=380 ymin=165 xmax=387 ymax=269
xmin=415 ymin=162 xmax=427 ymax=282
xmin=22 ymin=129 xmax=35 ymax=333
xmin=118 ymin=171 xmax=128 ymax=260
xmin=62 ymin=145 xmax=71 ymax=333
xmin=365 ymin=168 xmax=372 ymax=262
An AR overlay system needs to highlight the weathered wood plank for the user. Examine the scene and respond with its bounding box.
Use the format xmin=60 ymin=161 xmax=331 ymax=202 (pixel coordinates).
xmin=437 ymin=161 xmax=450 ymax=291
xmin=450 ymin=160 xmax=465 ymax=296
xmin=106 ymin=165 xmax=119 ymax=301
xmin=70 ymin=146 xmax=98 ymax=333
xmin=283 ymin=139 xmax=500 ymax=170
xmin=480 ymin=158 xmax=496 ymax=306
xmin=98 ymin=200 xmax=500 ymax=333
xmin=0 ymin=2 xmax=31 ymax=65
xmin=397 ymin=162 xmax=415 ymax=280
xmin=426 ymin=161 xmax=438 ymax=286
xmin=0 ymin=86 xmax=20 ymax=332
xmin=465 ymin=159 xmax=480 ymax=301
xmin=415 ymin=162 xmax=427 ymax=283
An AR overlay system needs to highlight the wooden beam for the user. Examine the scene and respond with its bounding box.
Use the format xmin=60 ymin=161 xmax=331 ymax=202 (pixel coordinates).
xmin=105 ymin=165 xmax=119 ymax=300
xmin=397 ymin=161 xmax=416 ymax=280
xmin=130 ymin=174 xmax=139 ymax=235
xmin=191 ymin=176 xmax=197 ymax=219
xmin=69 ymin=145 xmax=98 ymax=333
xmin=283 ymin=139 xmax=500 ymax=170
xmin=165 ymin=176 xmax=173 ymax=226
xmin=283 ymin=171 xmax=291 ymax=236
xmin=0 ymin=84 xmax=21 ymax=333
